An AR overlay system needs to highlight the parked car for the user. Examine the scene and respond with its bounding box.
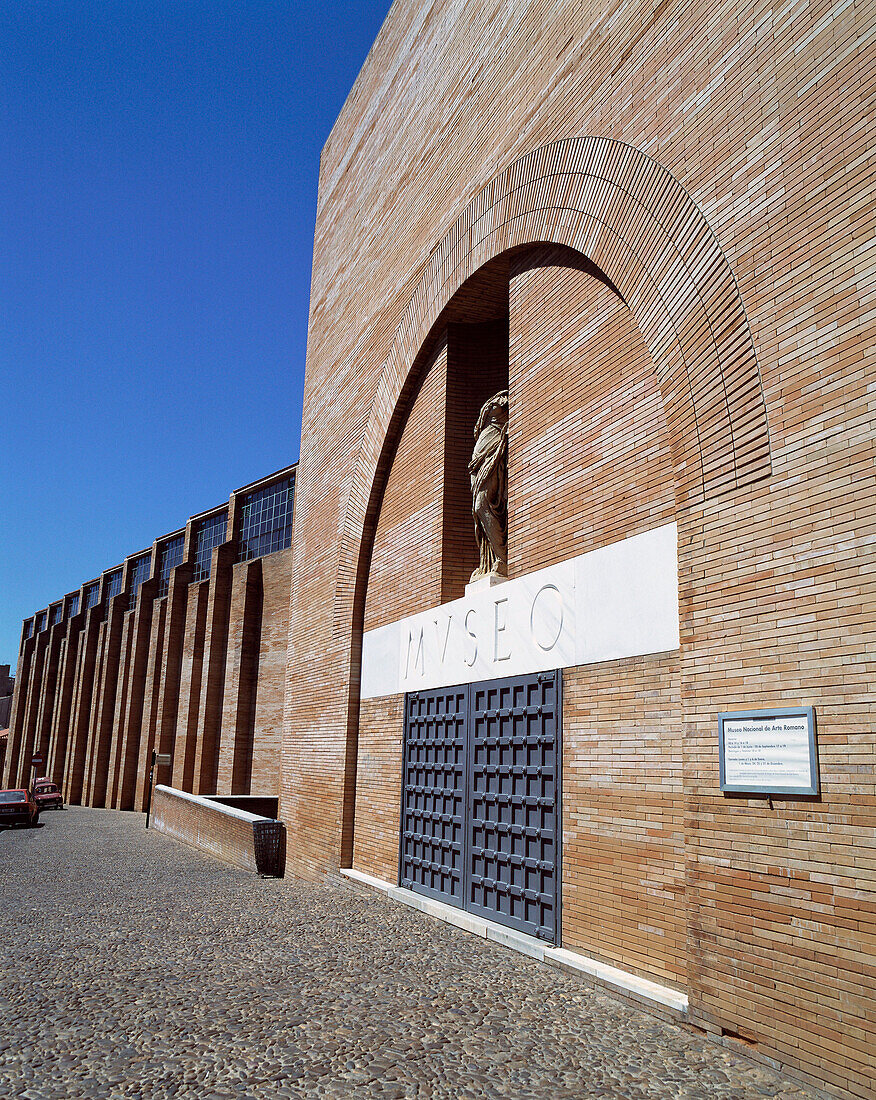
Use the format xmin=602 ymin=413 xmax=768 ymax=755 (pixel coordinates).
xmin=0 ymin=788 xmax=40 ymax=827
xmin=31 ymin=777 xmax=64 ymax=811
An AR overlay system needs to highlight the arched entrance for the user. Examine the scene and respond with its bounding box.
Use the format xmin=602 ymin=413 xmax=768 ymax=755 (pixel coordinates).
xmin=339 ymin=138 xmax=771 ymax=879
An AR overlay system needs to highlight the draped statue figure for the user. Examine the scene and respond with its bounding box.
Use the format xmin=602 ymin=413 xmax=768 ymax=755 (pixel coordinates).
xmin=469 ymin=389 xmax=509 ymax=582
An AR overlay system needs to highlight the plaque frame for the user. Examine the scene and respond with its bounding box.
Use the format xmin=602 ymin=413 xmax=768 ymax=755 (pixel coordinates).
xmin=718 ymin=706 xmax=818 ymax=796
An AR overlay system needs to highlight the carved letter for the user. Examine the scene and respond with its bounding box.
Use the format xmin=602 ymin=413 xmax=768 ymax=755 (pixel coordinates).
xmin=405 ymin=626 xmax=425 ymax=677
xmin=433 ymin=614 xmax=452 ymax=663
xmin=530 ymin=584 xmax=564 ymax=652
xmin=464 ymin=608 xmax=478 ymax=667
xmin=493 ymin=597 xmax=511 ymax=662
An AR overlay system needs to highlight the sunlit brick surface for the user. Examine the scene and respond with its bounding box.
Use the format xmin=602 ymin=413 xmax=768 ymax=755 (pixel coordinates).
xmin=4 ymin=470 xmax=296 ymax=812
xmin=284 ymin=3 xmax=875 ymax=1097
xmin=508 ymin=254 xmax=677 ymax=573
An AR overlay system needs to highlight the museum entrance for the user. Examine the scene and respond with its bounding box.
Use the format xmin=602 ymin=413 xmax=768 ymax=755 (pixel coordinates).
xmin=400 ymin=670 xmax=561 ymax=943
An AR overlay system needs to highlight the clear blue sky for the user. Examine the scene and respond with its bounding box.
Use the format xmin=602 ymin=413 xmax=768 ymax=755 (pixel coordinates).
xmin=1 ymin=1 xmax=393 ymax=665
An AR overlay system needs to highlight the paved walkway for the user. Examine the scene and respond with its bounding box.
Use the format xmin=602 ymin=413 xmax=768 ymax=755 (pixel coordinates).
xmin=1 ymin=809 xmax=819 ymax=1100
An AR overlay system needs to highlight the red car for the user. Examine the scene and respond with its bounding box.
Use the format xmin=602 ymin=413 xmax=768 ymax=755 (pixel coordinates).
xmin=31 ymin=777 xmax=64 ymax=811
xmin=0 ymin=788 xmax=40 ymax=827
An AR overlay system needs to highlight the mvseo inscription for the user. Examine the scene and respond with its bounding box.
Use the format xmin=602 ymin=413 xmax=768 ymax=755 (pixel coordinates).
xmin=402 ymin=579 xmax=570 ymax=684
xmin=359 ymin=523 xmax=680 ymax=698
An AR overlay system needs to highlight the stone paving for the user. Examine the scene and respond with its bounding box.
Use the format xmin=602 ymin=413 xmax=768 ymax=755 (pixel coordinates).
xmin=1 ymin=808 xmax=821 ymax=1100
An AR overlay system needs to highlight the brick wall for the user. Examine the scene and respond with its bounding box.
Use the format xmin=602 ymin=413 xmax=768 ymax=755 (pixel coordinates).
xmin=172 ymin=580 xmax=210 ymax=792
xmin=363 ymin=322 xmax=510 ymax=632
xmin=285 ymin=2 xmax=875 ymax=1096
xmin=508 ymin=253 xmax=676 ymax=574
xmin=504 ymin=255 xmax=686 ymax=988
xmin=352 ymin=694 xmax=405 ymax=884
xmin=562 ymin=654 xmax=686 ymax=989
xmin=251 ymin=550 xmax=293 ymax=798
xmin=151 ymin=785 xmax=268 ymax=874
xmin=4 ymin=470 xmax=296 ymax=817
xmin=443 ymin=318 xmax=508 ymax=598
xmin=363 ymin=342 xmax=448 ymax=631
xmin=217 ymin=558 xmax=263 ymax=795
xmin=678 ymin=457 xmax=875 ymax=1094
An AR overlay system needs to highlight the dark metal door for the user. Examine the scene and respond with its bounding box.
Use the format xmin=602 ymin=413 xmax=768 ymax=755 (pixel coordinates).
xmin=401 ymin=671 xmax=560 ymax=943
xmin=400 ymin=685 xmax=468 ymax=904
xmin=468 ymin=671 xmax=560 ymax=941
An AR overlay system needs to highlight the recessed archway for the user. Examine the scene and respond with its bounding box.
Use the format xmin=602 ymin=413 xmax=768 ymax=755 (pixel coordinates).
xmin=337 ymin=137 xmax=771 ymax=863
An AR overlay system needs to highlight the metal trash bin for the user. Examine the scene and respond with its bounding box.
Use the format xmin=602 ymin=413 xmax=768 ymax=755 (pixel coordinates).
xmin=253 ymin=819 xmax=284 ymax=877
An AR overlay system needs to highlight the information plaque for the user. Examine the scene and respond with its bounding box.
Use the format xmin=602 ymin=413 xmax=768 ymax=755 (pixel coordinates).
xmin=719 ymin=707 xmax=818 ymax=796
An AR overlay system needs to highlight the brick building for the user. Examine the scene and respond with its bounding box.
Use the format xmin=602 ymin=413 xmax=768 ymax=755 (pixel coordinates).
xmin=0 ymin=664 xmax=13 ymax=777
xmin=0 ymin=663 xmax=13 ymax=730
xmin=2 ymin=465 xmax=295 ymax=808
xmin=279 ymin=2 xmax=874 ymax=1099
xmin=4 ymin=1 xmax=873 ymax=1097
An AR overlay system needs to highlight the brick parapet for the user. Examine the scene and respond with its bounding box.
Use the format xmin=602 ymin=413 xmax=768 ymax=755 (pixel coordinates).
xmin=150 ymin=784 xmax=275 ymax=874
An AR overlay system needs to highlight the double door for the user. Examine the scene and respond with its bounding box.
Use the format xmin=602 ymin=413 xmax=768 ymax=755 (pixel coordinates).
xmin=400 ymin=670 xmax=560 ymax=943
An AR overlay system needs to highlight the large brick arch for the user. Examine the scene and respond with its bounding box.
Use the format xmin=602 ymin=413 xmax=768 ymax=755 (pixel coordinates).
xmin=335 ymin=137 xmax=772 ymax=865
xmin=335 ymin=136 xmax=770 ymax=634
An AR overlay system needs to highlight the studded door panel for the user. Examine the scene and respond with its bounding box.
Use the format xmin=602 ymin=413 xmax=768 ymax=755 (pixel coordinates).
xmin=401 ymin=671 xmax=560 ymax=943
xmin=400 ymin=686 xmax=467 ymax=904
xmin=468 ymin=671 xmax=560 ymax=941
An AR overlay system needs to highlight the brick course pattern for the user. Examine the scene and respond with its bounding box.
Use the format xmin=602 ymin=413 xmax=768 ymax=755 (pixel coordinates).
xmin=3 ymin=466 xmax=296 ymax=811
xmin=150 ymin=785 xmax=270 ymax=874
xmin=283 ymin=3 xmax=875 ymax=1099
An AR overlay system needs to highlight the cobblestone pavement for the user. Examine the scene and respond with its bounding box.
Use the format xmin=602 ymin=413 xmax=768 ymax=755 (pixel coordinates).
xmin=1 ymin=809 xmax=820 ymax=1100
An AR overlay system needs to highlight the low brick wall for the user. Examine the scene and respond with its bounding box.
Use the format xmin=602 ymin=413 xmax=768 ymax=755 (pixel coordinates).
xmin=151 ymin=785 xmax=282 ymax=874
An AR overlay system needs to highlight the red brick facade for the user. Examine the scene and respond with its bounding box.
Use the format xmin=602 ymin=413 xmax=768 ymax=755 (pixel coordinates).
xmin=4 ymin=2 xmax=873 ymax=1095
xmin=283 ymin=4 xmax=875 ymax=1098
xmin=3 ymin=466 xmax=295 ymax=809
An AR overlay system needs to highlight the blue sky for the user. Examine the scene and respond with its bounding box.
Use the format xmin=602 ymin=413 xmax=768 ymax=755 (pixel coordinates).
xmin=0 ymin=1 xmax=392 ymax=664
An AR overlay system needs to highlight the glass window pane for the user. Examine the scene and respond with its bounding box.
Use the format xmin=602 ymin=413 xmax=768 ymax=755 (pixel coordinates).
xmin=157 ymin=535 xmax=184 ymax=597
xmin=238 ymin=475 xmax=295 ymax=563
xmin=103 ymin=570 xmax=123 ymax=602
xmin=128 ymin=554 xmax=152 ymax=606
xmin=192 ymin=511 xmax=227 ymax=582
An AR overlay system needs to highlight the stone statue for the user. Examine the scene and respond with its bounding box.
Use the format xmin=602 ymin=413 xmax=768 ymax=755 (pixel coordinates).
xmin=469 ymin=389 xmax=509 ymax=582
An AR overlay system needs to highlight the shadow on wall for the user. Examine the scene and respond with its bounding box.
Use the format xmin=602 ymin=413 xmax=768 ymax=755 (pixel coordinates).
xmin=205 ymin=794 xmax=279 ymax=819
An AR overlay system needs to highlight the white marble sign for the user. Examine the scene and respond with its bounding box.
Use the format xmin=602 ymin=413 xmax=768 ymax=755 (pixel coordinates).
xmin=719 ymin=708 xmax=818 ymax=795
xmin=360 ymin=523 xmax=679 ymax=698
